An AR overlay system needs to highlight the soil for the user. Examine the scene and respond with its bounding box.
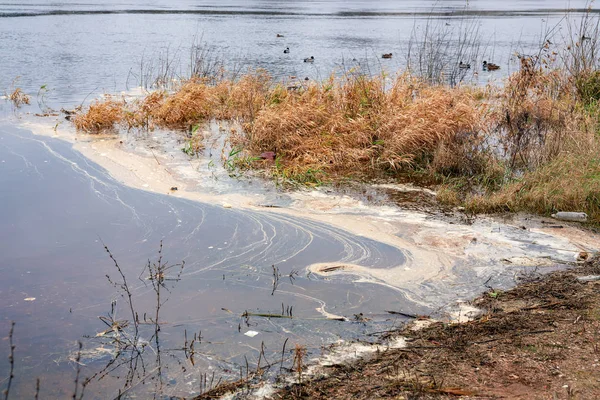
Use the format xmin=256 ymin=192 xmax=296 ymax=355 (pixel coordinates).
xmin=271 ymin=257 xmax=600 ymax=400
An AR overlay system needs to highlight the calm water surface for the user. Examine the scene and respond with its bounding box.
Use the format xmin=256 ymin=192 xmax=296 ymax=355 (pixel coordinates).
xmin=0 ymin=0 xmax=594 ymax=106
xmin=0 ymin=121 xmax=419 ymax=397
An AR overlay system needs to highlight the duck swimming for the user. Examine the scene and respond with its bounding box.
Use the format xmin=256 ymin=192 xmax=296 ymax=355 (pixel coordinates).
xmin=382 ymin=53 xmax=392 ymax=59
xmin=304 ymin=56 xmax=314 ymax=63
xmin=283 ymin=47 xmax=290 ymax=54
xmin=483 ymin=61 xmax=500 ymax=71
xmin=459 ymin=61 xmax=471 ymax=69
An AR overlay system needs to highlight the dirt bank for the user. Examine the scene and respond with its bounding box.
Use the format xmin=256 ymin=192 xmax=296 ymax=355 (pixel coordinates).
xmin=272 ymin=257 xmax=600 ymax=399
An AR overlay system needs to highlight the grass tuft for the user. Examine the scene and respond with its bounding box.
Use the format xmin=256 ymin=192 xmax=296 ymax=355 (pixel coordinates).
xmin=73 ymin=97 xmax=124 ymax=133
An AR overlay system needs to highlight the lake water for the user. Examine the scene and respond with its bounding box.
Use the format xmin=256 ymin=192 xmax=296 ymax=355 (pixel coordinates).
xmin=0 ymin=0 xmax=593 ymax=106
xmin=0 ymin=0 xmax=597 ymax=398
xmin=0 ymin=122 xmax=425 ymax=398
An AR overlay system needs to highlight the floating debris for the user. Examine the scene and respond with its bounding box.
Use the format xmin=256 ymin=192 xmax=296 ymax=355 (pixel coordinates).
xmin=24 ymin=297 xmax=36 ymax=301
xmin=244 ymin=330 xmax=259 ymax=338
xmin=320 ymin=265 xmax=345 ymax=273
xmin=577 ymin=275 xmax=600 ymax=282
xmin=551 ymin=212 xmax=588 ymax=222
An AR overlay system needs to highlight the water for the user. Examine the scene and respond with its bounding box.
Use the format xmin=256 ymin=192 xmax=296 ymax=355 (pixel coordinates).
xmin=0 ymin=0 xmax=597 ymax=398
xmin=0 ymin=0 xmax=593 ymax=107
xmin=0 ymin=124 xmax=424 ymax=397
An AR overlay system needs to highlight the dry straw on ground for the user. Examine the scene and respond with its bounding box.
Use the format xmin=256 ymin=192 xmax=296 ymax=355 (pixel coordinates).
xmin=73 ymin=97 xmax=124 ymax=133
xmin=7 ymin=87 xmax=30 ymax=107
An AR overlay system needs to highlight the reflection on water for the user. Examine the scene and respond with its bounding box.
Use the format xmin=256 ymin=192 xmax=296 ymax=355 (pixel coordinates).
xmin=0 ymin=125 xmax=420 ymax=397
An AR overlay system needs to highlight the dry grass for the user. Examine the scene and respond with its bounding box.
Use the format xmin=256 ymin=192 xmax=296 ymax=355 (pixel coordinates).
xmin=466 ymin=152 xmax=600 ymax=222
xmin=233 ymin=74 xmax=483 ymax=181
xmin=149 ymin=79 xmax=214 ymax=128
xmin=123 ymin=90 xmax=166 ymax=130
xmin=438 ymin=54 xmax=600 ymax=223
xmin=83 ymin=70 xmax=275 ymax=132
xmin=72 ymin=39 xmax=600 ymax=223
xmin=486 ymin=57 xmax=587 ymax=171
xmin=7 ymin=87 xmax=30 ymax=107
xmin=275 ymin=262 xmax=600 ymax=399
xmin=73 ymin=97 xmax=124 ymax=133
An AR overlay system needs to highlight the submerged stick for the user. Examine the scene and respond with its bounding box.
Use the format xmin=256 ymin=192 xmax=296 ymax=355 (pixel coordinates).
xmin=385 ymin=310 xmax=421 ymax=319
xmin=3 ymin=322 xmax=15 ymax=400
xmin=242 ymin=311 xmax=292 ymax=319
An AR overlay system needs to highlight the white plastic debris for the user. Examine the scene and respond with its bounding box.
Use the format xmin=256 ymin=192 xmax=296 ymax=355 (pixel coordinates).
xmin=577 ymin=275 xmax=600 ymax=283
xmin=551 ymin=212 xmax=588 ymax=222
xmin=24 ymin=297 xmax=36 ymax=301
xmin=244 ymin=330 xmax=259 ymax=337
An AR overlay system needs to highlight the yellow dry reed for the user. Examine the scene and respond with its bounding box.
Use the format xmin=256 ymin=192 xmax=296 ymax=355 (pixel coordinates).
xmin=73 ymin=97 xmax=124 ymax=133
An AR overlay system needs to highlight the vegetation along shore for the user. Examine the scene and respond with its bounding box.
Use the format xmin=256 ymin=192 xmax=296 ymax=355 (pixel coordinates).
xmin=66 ymin=10 xmax=600 ymax=226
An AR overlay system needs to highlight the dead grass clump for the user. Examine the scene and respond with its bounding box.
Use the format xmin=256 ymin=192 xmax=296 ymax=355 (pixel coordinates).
xmin=224 ymin=70 xmax=273 ymax=120
xmin=73 ymin=97 xmax=124 ymax=133
xmin=239 ymin=77 xmax=372 ymax=180
xmin=239 ymin=74 xmax=483 ymax=181
xmin=7 ymin=88 xmax=30 ymax=107
xmin=123 ymin=91 xmax=166 ymax=130
xmin=137 ymin=70 xmax=273 ymax=127
xmin=150 ymin=79 xmax=214 ymax=128
xmin=376 ymin=82 xmax=481 ymax=171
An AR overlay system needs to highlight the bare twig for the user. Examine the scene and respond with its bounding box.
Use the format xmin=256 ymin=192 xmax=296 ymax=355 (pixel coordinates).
xmin=3 ymin=322 xmax=15 ymax=400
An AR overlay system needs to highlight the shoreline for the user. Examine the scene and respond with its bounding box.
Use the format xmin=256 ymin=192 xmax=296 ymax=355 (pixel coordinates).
xmin=9 ymin=114 xmax=600 ymax=309
xmin=269 ymin=258 xmax=600 ymax=399
xmin=4 ymin=107 xmax=600 ymax=399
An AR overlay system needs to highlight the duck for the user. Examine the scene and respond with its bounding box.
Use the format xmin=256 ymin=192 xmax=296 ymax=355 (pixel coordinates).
xmin=276 ymin=34 xmax=284 ymax=38
xmin=483 ymin=61 xmax=500 ymax=71
xmin=304 ymin=56 xmax=314 ymax=63
xmin=382 ymin=53 xmax=393 ymax=59
xmin=283 ymin=47 xmax=290 ymax=54
xmin=459 ymin=61 xmax=471 ymax=69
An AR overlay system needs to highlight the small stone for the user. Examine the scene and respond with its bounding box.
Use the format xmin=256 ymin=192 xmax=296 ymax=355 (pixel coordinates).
xmin=223 ymin=203 xmax=232 ymax=209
